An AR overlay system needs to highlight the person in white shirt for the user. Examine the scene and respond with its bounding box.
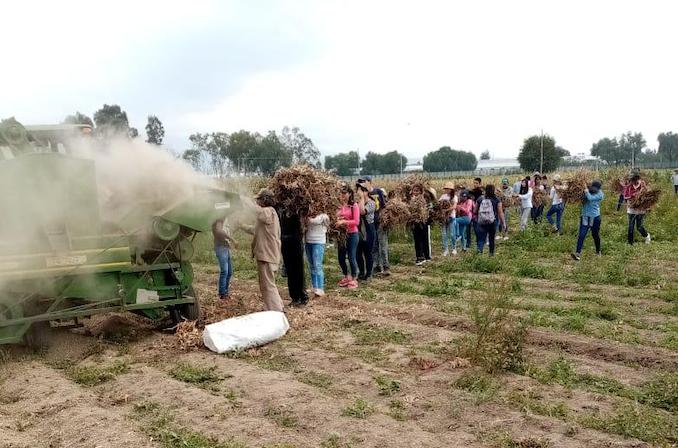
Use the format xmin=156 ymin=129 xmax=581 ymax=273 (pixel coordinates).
xmin=517 ymin=177 xmax=533 ymax=231
xmin=305 ymin=213 xmax=329 ymax=297
xmin=546 ymin=174 xmax=565 ymax=234
xmin=672 ymin=169 xmax=678 ymax=195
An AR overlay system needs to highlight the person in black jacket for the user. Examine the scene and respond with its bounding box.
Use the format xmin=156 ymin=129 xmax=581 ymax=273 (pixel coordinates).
xmin=276 ymin=207 xmax=309 ymax=306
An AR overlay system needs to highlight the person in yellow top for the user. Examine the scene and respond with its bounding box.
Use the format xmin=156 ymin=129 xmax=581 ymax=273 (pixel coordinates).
xmin=241 ymin=188 xmax=284 ymax=312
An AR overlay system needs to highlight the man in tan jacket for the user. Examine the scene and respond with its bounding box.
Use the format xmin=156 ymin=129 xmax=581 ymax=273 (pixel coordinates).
xmin=242 ymin=188 xmax=284 ymax=312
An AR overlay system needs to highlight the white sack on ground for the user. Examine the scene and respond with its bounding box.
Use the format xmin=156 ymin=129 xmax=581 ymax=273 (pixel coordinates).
xmin=203 ymin=311 xmax=290 ymax=354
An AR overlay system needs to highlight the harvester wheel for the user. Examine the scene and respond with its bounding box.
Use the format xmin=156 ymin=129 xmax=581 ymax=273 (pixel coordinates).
xmin=23 ymin=322 xmax=51 ymax=352
xmin=174 ymin=286 xmax=201 ymax=323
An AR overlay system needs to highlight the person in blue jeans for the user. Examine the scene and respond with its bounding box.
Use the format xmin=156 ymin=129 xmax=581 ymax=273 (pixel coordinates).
xmin=453 ymin=191 xmax=474 ymax=252
xmin=305 ymin=213 xmax=329 ymax=297
xmin=571 ymin=180 xmax=604 ymax=261
xmin=546 ymin=174 xmax=565 ymax=233
xmin=474 ymin=184 xmax=506 ymax=256
xmin=439 ymin=182 xmax=457 ymax=255
xmin=212 ymin=217 xmax=234 ymax=301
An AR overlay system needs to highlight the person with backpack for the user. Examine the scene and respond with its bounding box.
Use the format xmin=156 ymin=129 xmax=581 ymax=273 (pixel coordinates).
xmin=473 ymin=184 xmax=505 ymax=255
xmin=571 ymin=180 xmax=604 ymax=261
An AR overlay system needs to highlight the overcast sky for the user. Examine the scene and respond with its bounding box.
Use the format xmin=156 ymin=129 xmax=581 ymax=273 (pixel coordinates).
xmin=2 ymin=0 xmax=677 ymax=161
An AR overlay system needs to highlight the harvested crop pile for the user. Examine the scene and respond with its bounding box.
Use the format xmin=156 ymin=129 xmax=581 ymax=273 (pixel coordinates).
xmin=606 ymin=167 xmax=628 ymax=194
xmin=629 ymin=188 xmax=661 ymax=210
xmin=175 ymin=321 xmax=203 ymax=351
xmin=531 ymin=188 xmax=547 ymax=208
xmin=497 ymin=190 xmax=518 ymax=208
xmin=394 ymin=174 xmax=431 ymax=201
xmin=268 ymin=164 xmax=341 ymax=222
xmin=380 ymin=198 xmax=411 ymax=230
xmin=408 ymin=195 xmax=429 ymax=225
xmin=561 ymin=171 xmax=592 ymax=204
xmin=430 ymin=199 xmax=451 ymax=224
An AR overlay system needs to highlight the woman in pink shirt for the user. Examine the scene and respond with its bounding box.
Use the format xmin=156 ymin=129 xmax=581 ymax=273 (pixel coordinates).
xmin=452 ymin=191 xmax=474 ymax=252
xmin=336 ymin=184 xmax=360 ymax=289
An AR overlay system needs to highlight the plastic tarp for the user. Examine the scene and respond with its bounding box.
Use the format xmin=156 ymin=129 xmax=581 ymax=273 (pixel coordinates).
xmin=203 ymin=311 xmax=290 ymax=354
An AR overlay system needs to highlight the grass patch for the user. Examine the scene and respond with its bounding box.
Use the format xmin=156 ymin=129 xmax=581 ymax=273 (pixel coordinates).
xmin=64 ymin=361 xmax=129 ymax=386
xmin=169 ymin=363 xmax=224 ymax=388
xmin=422 ymin=279 xmax=461 ymax=297
xmin=514 ymin=262 xmax=548 ymax=279
xmin=134 ymin=401 xmax=245 ymax=448
xmin=320 ymin=433 xmax=357 ymax=448
xmin=498 ymin=433 xmax=551 ymax=448
xmin=265 ymin=406 xmax=299 ymax=428
xmin=388 ymin=399 xmax=406 ymax=421
xmin=299 ymin=371 xmax=333 ymax=389
xmin=453 ymin=371 xmax=500 ymax=403
xmin=638 ymin=372 xmax=678 ymax=412
xmin=374 ymin=375 xmax=401 ymax=396
xmin=507 ymin=390 xmax=568 ymax=419
xmin=345 ymin=321 xmax=411 ymax=346
xmin=341 ymin=398 xmax=374 ymax=419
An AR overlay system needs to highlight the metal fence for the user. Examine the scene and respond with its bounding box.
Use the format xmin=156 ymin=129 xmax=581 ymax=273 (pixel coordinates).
xmin=339 ymin=161 xmax=678 ymax=183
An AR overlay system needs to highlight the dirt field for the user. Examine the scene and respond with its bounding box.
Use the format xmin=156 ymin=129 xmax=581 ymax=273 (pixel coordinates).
xmin=1 ymin=173 xmax=677 ymax=448
xmin=1 ymin=249 xmax=677 ymax=448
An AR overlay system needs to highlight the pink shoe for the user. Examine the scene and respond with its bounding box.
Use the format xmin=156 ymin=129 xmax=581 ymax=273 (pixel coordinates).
xmin=347 ymin=280 xmax=358 ymax=289
xmin=338 ymin=276 xmax=350 ymax=287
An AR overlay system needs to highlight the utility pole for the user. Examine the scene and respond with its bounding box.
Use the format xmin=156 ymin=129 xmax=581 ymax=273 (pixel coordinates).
xmin=357 ymin=148 xmax=360 ymax=177
xmin=540 ymin=129 xmax=544 ymax=173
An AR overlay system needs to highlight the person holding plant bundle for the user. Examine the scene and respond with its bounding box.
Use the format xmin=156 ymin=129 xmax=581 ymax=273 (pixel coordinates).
xmin=410 ymin=184 xmax=430 ymax=266
xmin=336 ymin=184 xmax=360 ymax=289
xmin=497 ymin=178 xmax=512 ymax=240
xmin=623 ymin=170 xmax=651 ymax=245
xmin=518 ymin=177 xmax=533 ymax=231
xmin=356 ymin=183 xmax=376 ymax=282
xmin=473 ymin=184 xmax=506 ymax=256
xmin=305 ymin=212 xmax=329 ymax=297
xmin=531 ymin=174 xmax=545 ymax=224
xmin=439 ymin=182 xmax=457 ymax=256
xmin=277 ymin=205 xmax=309 ymax=307
xmin=358 ymin=176 xmax=390 ymax=277
xmin=571 ymin=180 xmax=604 ymax=261
xmin=453 ymin=190 xmax=473 ymax=252
xmin=469 ymin=178 xmax=484 ymax=246
xmin=546 ymin=174 xmax=565 ymax=234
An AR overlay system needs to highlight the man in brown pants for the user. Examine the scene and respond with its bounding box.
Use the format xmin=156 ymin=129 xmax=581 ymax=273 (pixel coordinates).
xmin=243 ymin=188 xmax=284 ymax=312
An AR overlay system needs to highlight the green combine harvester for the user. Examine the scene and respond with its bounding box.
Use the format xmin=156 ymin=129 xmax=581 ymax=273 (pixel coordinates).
xmin=0 ymin=117 xmax=239 ymax=346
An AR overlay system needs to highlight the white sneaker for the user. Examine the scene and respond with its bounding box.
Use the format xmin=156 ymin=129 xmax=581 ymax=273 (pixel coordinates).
xmin=315 ymin=289 xmax=325 ymax=297
xmin=415 ymin=260 xmax=425 ymax=266
xmin=503 ymin=236 xmax=509 ymax=241
xmin=495 ymin=235 xmax=501 ymax=240
xmin=442 ymin=250 xmax=449 ymax=257
xmin=645 ymin=233 xmax=651 ymax=244
xmin=451 ymin=249 xmax=458 ymax=255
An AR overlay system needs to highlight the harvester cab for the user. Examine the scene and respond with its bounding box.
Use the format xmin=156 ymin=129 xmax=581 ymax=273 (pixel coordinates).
xmin=0 ymin=118 xmax=240 ymax=347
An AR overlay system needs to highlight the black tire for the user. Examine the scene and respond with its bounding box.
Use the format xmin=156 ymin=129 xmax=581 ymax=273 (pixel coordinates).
xmin=173 ymin=286 xmax=201 ymax=323
xmin=23 ymin=322 xmax=51 ymax=352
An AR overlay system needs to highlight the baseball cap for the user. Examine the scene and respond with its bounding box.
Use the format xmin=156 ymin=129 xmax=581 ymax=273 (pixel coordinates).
xmin=358 ymin=175 xmax=372 ymax=182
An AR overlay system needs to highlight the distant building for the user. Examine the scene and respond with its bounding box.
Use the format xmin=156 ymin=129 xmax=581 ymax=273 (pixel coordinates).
xmin=477 ymin=157 xmax=520 ymax=170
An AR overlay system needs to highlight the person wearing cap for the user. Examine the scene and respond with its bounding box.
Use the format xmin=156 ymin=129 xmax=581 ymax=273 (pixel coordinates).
xmin=439 ymin=181 xmax=458 ymax=256
xmin=358 ymin=176 xmax=390 ymax=276
xmin=623 ymin=170 xmax=651 ymax=245
xmin=497 ymin=178 xmax=512 ymax=240
xmin=356 ymin=182 xmax=377 ymax=281
xmin=546 ymin=174 xmax=565 ymax=234
xmin=241 ymin=189 xmax=284 ymax=312
xmin=571 ymin=180 xmax=604 ymax=261
xmin=672 ymin=169 xmax=678 ymax=196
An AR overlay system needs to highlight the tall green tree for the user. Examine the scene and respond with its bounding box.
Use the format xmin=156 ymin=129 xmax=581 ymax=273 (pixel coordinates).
xmin=188 ymin=132 xmax=229 ymax=176
xmin=145 ymin=115 xmax=165 ymax=145
xmin=517 ymin=135 xmax=567 ymax=172
xmin=325 ymin=151 xmax=360 ymax=176
xmin=619 ymin=132 xmax=646 ymax=166
xmin=281 ymin=126 xmax=320 ymax=165
xmin=360 ymin=151 xmax=407 ymax=174
xmin=93 ymin=104 xmax=130 ymax=137
xmin=228 ymin=130 xmax=260 ymax=169
xmin=422 ymin=147 xmax=477 ymax=172
xmin=247 ymin=131 xmax=292 ymax=175
xmin=128 ymin=127 xmax=139 ymax=139
xmin=63 ymin=112 xmax=93 ymax=127
xmin=657 ymin=132 xmax=678 ymax=163
xmin=590 ymin=137 xmax=622 ymax=165
xmin=182 ymin=149 xmax=202 ymax=171
xmin=480 ymin=150 xmax=490 ymax=160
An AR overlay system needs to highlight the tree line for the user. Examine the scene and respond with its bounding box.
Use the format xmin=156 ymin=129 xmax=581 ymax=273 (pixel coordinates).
xmin=64 ymin=105 xmax=165 ymax=146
